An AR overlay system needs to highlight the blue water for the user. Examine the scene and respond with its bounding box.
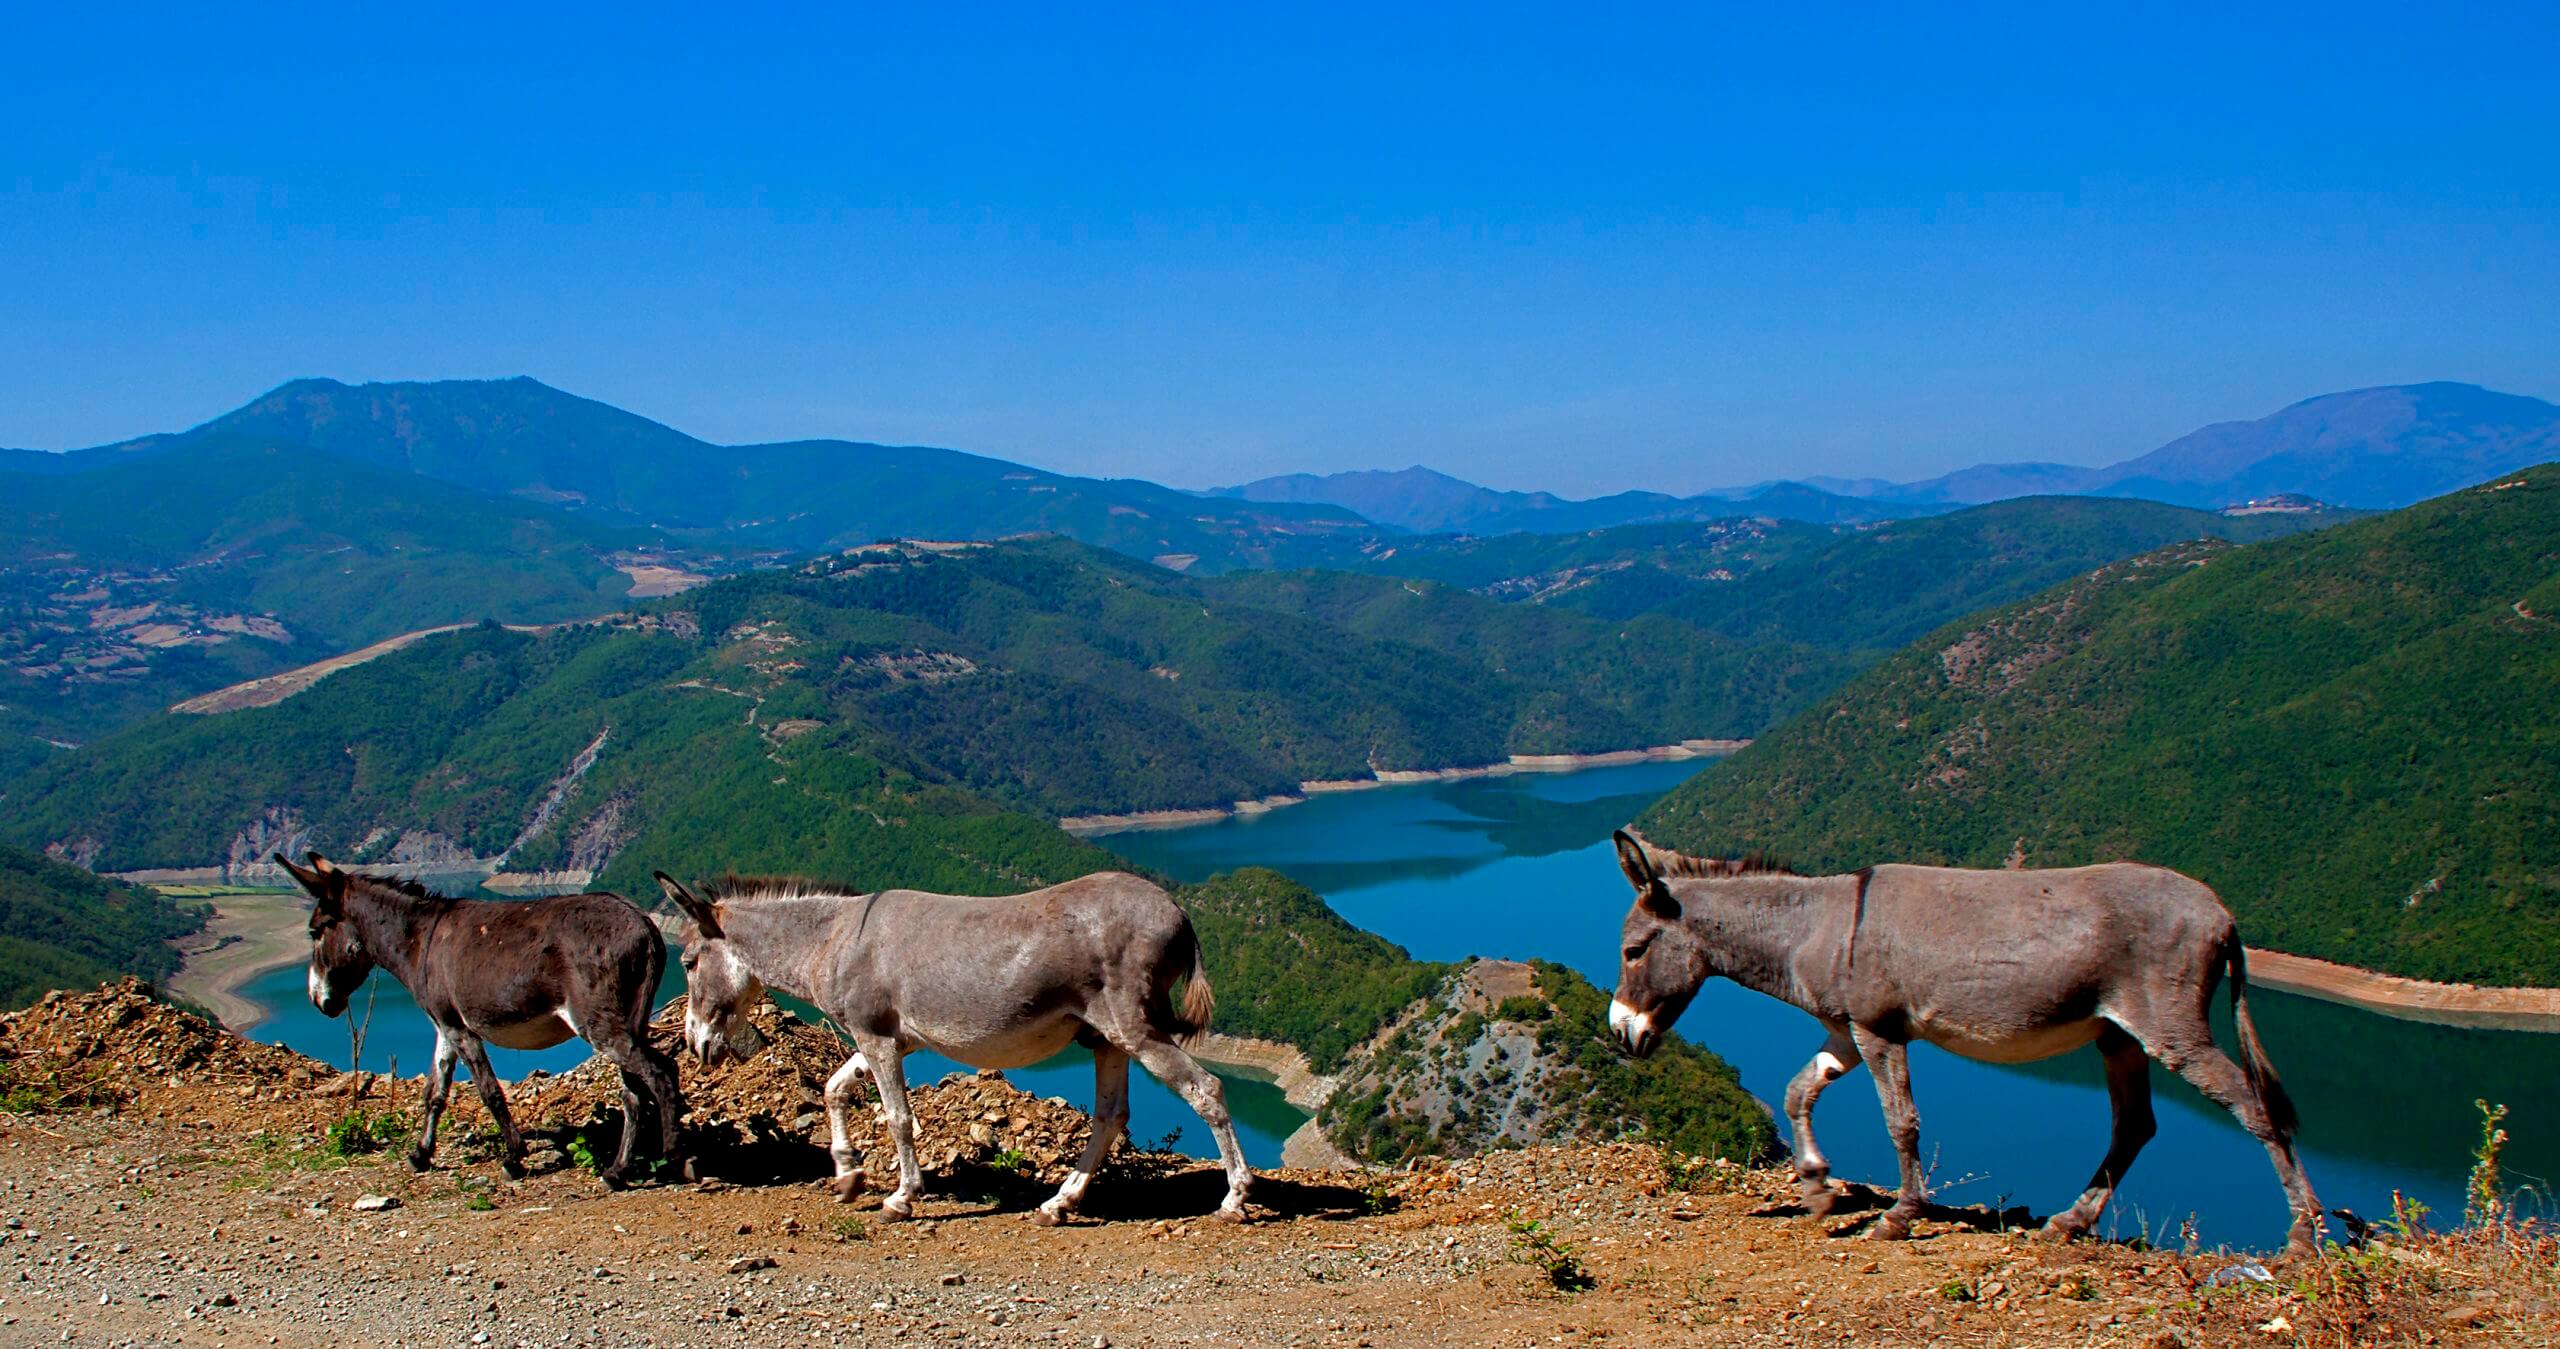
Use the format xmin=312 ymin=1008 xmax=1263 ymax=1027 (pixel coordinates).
xmin=1107 ymin=758 xmax=2560 ymax=1252
xmin=238 ymin=758 xmax=2558 ymax=1249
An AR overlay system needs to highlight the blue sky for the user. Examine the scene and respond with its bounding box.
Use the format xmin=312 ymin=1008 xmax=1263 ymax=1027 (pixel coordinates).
xmin=5 ymin=4 xmax=2555 ymax=493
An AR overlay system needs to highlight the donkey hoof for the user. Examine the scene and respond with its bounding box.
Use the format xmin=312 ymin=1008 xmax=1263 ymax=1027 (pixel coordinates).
xmin=876 ymin=1197 xmax=915 ymax=1223
xmin=1029 ymin=1203 xmax=1067 ymax=1227
xmin=2039 ymin=1217 xmax=2088 ymax=1244
xmin=826 ymin=1173 xmax=866 ymax=1203
xmin=1867 ymin=1213 xmax=1913 ymax=1242
xmin=406 ymin=1148 xmax=433 ymax=1173
xmin=1801 ymin=1186 xmax=1838 ymax=1220
xmin=500 ymin=1157 xmax=528 ymax=1181
xmin=1213 ymin=1204 xmax=1250 ymax=1225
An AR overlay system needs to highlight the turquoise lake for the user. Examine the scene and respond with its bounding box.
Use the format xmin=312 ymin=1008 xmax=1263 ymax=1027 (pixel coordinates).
xmin=241 ymin=757 xmax=2556 ymax=1250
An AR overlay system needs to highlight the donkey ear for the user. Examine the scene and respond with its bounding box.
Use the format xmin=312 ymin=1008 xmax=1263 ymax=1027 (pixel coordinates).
xmin=1613 ymin=830 xmax=1681 ymax=919
xmin=655 ymin=871 xmax=722 ymax=937
xmin=1612 ymin=830 xmax=1658 ymax=892
xmin=274 ymin=852 xmax=340 ymax=905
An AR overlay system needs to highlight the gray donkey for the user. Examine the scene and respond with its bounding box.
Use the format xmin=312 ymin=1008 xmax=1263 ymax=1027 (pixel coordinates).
xmin=654 ymin=869 xmax=1254 ymax=1224
xmin=1605 ymin=832 xmax=2323 ymax=1254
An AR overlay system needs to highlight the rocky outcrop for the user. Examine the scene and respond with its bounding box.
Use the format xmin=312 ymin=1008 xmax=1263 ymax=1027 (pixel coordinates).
xmin=495 ymin=726 xmax=611 ymax=865
xmin=386 ymin=830 xmax=485 ymax=870
xmin=1317 ymin=958 xmax=1775 ymax=1166
xmin=223 ymin=807 xmax=312 ymax=880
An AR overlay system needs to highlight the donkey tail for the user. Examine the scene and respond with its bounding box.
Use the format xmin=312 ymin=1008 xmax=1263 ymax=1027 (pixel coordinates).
xmin=2226 ymin=935 xmax=2299 ymax=1139
xmin=1168 ymin=924 xmax=1216 ymax=1047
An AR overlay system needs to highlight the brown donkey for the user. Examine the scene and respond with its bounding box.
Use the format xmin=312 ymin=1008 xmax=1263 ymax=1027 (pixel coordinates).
xmin=1604 ymin=832 xmax=2323 ymax=1254
xmin=275 ymin=853 xmax=685 ymax=1187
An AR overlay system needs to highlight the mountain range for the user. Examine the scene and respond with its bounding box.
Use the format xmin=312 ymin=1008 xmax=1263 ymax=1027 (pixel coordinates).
xmin=18 ymin=377 xmax=1375 ymax=568
xmin=1205 ymin=466 xmax=1938 ymax=533
xmin=1638 ymin=463 xmax=2560 ymax=985
xmin=1216 ymin=382 xmax=2560 ymax=531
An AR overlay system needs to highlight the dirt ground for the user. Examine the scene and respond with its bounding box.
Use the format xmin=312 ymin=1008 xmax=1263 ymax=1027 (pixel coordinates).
xmin=2 ymin=985 xmax=2551 ymax=1347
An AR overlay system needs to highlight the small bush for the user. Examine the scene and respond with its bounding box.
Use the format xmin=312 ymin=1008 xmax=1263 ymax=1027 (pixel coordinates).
xmin=321 ymin=1109 xmax=410 ymax=1158
xmin=1505 ymin=1214 xmax=1595 ymax=1293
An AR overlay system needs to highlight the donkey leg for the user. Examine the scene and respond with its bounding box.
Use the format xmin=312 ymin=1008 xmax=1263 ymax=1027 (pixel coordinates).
xmin=2045 ymin=1026 xmax=2155 ymax=1241
xmin=454 ymin=1037 xmax=527 ymax=1179
xmin=633 ymin=1039 xmax=687 ymax=1176
xmin=615 ymin=975 xmax=688 ymax=1178
xmin=577 ymin=1016 xmax=656 ymax=1188
xmin=821 ymin=1050 xmax=871 ymax=1202
xmin=1851 ymin=1025 xmax=1926 ymax=1240
xmin=1037 ymin=1044 xmax=1130 ymax=1225
xmin=410 ymin=1026 xmax=462 ymax=1172
xmin=1132 ymin=1037 xmax=1253 ymax=1221
xmin=1784 ymin=1025 xmax=1861 ymax=1217
xmin=856 ymin=1033 xmax=925 ymax=1220
xmin=602 ymin=1065 xmax=649 ymax=1186
xmin=2161 ymin=1043 xmax=2322 ymax=1255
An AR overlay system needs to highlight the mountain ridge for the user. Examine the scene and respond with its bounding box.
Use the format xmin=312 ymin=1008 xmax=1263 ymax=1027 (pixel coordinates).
xmin=1208 ymin=382 xmax=2560 ymax=526
xmin=1635 ymin=463 xmax=2560 ymax=986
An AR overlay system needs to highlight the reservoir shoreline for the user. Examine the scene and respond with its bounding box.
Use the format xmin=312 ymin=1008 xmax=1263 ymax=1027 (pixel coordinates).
xmin=154 ymin=749 xmax=2560 ymax=1038
xmin=1057 ymin=737 xmax=1751 ymax=835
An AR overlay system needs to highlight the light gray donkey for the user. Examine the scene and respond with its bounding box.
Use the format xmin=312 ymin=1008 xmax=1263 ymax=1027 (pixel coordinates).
xmin=1605 ymin=831 xmax=2323 ymax=1254
xmin=654 ymin=869 xmax=1254 ymax=1224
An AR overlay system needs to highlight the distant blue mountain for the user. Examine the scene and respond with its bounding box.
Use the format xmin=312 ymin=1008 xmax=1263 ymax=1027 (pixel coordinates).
xmin=1213 ymin=383 xmax=2560 ymax=530
xmin=7 ymin=377 xmax=1375 ymax=569
xmin=1207 ymin=465 xmax=1943 ymax=533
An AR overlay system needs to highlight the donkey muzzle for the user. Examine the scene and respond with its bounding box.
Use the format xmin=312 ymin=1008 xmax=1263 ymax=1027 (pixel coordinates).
xmin=309 ymin=966 xmax=346 ymax=1018
xmin=1608 ymin=998 xmax=1661 ymax=1058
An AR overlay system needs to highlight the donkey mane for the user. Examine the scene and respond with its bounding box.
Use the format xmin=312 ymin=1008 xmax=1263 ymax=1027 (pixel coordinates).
xmin=1639 ymin=841 xmax=1802 ymax=879
xmin=344 ymin=871 xmax=455 ymax=905
xmin=696 ymin=873 xmax=858 ymax=903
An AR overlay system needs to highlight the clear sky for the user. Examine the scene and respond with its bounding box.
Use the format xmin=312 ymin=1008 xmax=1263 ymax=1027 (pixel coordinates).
xmin=5 ymin=4 xmax=2555 ymax=494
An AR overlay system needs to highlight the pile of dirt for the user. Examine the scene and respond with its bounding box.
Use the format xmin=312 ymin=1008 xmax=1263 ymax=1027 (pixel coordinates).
xmin=0 ymin=978 xmax=334 ymax=1113
xmin=516 ymin=997 xmax=1152 ymax=1184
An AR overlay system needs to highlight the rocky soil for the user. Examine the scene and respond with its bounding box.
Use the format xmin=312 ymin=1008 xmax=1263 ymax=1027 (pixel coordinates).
xmin=3 ymin=984 xmax=2551 ymax=1346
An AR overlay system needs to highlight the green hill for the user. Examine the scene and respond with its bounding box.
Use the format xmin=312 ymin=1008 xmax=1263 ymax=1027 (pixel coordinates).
xmin=1637 ymin=466 xmax=2560 ymax=986
xmin=1 ymin=439 xmax=663 ymax=746
xmin=0 ymin=844 xmax=205 ymax=1009
xmin=75 ymin=377 xmax=1375 ymax=568
xmin=0 ymin=536 xmax=1834 ymax=876
xmin=1268 ymin=496 xmax=2346 ymax=651
xmin=1658 ymin=494 xmax=2352 ymax=655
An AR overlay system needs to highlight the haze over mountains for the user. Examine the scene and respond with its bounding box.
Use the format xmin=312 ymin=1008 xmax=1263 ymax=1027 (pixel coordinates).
xmin=17 ymin=377 xmax=1374 ymax=568
xmin=1217 ymin=382 xmax=2560 ymax=531
xmin=1 ymin=374 xmax=2537 ymax=760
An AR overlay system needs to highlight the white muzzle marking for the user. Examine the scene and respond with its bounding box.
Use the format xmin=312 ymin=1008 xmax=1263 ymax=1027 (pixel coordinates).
xmin=1608 ymin=998 xmax=1653 ymax=1047
xmin=307 ymin=964 xmax=328 ymax=1012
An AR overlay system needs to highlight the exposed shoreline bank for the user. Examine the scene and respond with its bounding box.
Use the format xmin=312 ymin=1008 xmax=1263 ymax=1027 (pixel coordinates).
xmin=162 ymin=891 xmax=308 ymax=1033
xmin=1188 ymin=1033 xmax=1354 ymax=1171
xmin=2244 ymin=948 xmax=2560 ymax=1033
xmin=1059 ymin=737 xmax=1750 ymax=836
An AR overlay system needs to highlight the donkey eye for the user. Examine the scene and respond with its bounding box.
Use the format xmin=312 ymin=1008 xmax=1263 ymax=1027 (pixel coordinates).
xmin=1623 ymin=941 xmax=1650 ymax=961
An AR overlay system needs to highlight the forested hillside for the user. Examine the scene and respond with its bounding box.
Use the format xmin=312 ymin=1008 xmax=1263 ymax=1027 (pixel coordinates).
xmin=0 ymin=844 xmax=204 ymax=1009
xmin=1268 ymin=496 xmax=2344 ymax=650
xmin=67 ymin=377 xmax=1375 ymax=568
xmin=1 ymin=439 xmax=664 ymax=745
xmin=1657 ymin=495 xmax=2352 ymax=655
xmin=1638 ymin=466 xmax=2560 ymax=985
xmin=0 ymin=536 xmax=1822 ymax=877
